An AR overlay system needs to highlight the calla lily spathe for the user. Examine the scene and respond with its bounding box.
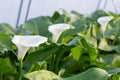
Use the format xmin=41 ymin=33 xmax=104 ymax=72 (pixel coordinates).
xmin=97 ymin=16 xmax=113 ymax=33
xmin=48 ymin=23 xmax=70 ymax=43
xmin=12 ymin=35 xmax=47 ymax=60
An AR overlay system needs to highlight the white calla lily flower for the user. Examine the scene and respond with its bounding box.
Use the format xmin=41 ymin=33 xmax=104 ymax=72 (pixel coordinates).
xmin=12 ymin=35 xmax=47 ymax=60
xmin=48 ymin=23 xmax=70 ymax=43
xmin=97 ymin=16 xmax=113 ymax=33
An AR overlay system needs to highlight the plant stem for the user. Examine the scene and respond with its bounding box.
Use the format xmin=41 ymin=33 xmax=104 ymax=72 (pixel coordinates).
xmin=102 ymin=32 xmax=104 ymax=39
xmin=50 ymin=54 xmax=54 ymax=71
xmin=12 ymin=50 xmax=17 ymax=56
xmin=55 ymin=47 xmax=67 ymax=73
xmin=55 ymin=51 xmax=64 ymax=73
xmin=19 ymin=60 xmax=23 ymax=80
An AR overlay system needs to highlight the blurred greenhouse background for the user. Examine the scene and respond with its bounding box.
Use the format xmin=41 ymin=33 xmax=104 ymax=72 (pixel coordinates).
xmin=0 ymin=0 xmax=120 ymax=28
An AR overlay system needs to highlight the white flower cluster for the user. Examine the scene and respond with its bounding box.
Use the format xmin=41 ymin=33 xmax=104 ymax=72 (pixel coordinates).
xmin=12 ymin=23 xmax=70 ymax=60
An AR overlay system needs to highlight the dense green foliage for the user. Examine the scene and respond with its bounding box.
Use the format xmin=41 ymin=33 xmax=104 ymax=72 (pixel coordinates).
xmin=0 ymin=10 xmax=120 ymax=80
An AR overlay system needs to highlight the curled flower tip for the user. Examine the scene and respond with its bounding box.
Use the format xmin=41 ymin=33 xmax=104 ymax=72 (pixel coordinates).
xmin=12 ymin=35 xmax=48 ymax=60
xmin=48 ymin=23 xmax=70 ymax=43
xmin=97 ymin=16 xmax=113 ymax=33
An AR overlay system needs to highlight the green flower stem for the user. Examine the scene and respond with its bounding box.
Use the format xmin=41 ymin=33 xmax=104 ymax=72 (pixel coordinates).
xmin=55 ymin=51 xmax=64 ymax=73
xmin=50 ymin=54 xmax=54 ymax=71
xmin=19 ymin=60 xmax=23 ymax=80
xmin=12 ymin=50 xmax=17 ymax=56
xmin=112 ymin=29 xmax=118 ymax=45
xmin=102 ymin=32 xmax=104 ymax=38
xmin=55 ymin=47 xmax=68 ymax=73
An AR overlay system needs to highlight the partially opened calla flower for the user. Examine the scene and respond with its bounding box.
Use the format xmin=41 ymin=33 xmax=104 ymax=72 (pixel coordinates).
xmin=48 ymin=23 xmax=70 ymax=43
xmin=12 ymin=35 xmax=47 ymax=60
xmin=97 ymin=16 xmax=113 ymax=33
